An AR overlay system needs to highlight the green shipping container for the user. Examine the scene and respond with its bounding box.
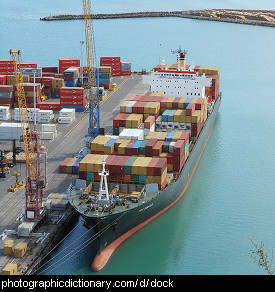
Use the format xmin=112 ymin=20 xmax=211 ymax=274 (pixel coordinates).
xmin=124 ymin=156 xmax=137 ymax=174
xmin=139 ymin=175 xmax=147 ymax=183
xmin=162 ymin=141 xmax=170 ymax=153
xmin=138 ymin=139 xmax=149 ymax=155
xmin=131 ymin=174 xmax=139 ymax=182
xmin=86 ymin=172 xmax=94 ymax=181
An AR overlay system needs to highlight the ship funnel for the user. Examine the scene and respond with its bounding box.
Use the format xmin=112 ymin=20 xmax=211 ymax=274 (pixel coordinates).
xmin=172 ymin=46 xmax=187 ymax=71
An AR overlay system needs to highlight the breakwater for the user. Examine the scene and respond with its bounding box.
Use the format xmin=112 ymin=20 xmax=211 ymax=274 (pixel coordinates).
xmin=40 ymin=9 xmax=275 ymax=27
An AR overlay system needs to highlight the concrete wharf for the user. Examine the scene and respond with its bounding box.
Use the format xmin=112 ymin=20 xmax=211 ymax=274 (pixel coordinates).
xmin=0 ymin=73 xmax=150 ymax=275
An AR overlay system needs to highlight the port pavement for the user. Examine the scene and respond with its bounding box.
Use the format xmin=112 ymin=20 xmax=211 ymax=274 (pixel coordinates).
xmin=0 ymin=73 xmax=149 ymax=274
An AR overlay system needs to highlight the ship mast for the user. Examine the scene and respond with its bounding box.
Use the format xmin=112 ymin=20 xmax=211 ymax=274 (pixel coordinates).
xmin=98 ymin=158 xmax=110 ymax=207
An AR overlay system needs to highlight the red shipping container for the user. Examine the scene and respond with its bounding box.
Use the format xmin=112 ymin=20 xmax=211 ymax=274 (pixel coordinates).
xmin=160 ymin=97 xmax=169 ymax=109
xmin=20 ymin=62 xmax=37 ymax=68
xmin=0 ymin=98 xmax=13 ymax=105
xmin=166 ymin=153 xmax=174 ymax=165
xmin=147 ymin=158 xmax=158 ymax=176
xmin=37 ymin=101 xmax=60 ymax=110
xmin=179 ymin=132 xmax=189 ymax=144
xmin=105 ymin=155 xmax=117 ymax=171
xmin=0 ymin=85 xmax=13 ymax=92
xmin=172 ymin=97 xmax=181 ymax=109
xmin=42 ymin=76 xmax=54 ymax=87
xmin=41 ymin=66 xmax=58 ymax=73
xmin=125 ymin=140 xmax=136 ymax=156
xmin=113 ymin=113 xmax=125 ymax=127
xmin=152 ymin=141 xmax=163 ymax=157
xmin=186 ymin=103 xmax=195 ymax=116
xmin=154 ymin=158 xmax=167 ymax=176
xmin=121 ymin=71 xmax=131 ymax=76
xmin=0 ymin=75 xmax=7 ymax=85
xmin=173 ymin=140 xmax=185 ymax=156
xmin=144 ymin=115 xmax=155 ymax=129
xmin=59 ymin=157 xmax=73 ymax=173
xmin=123 ymin=174 xmax=132 ymax=183
xmin=195 ymin=98 xmax=204 ymax=110
xmin=145 ymin=138 xmax=158 ymax=156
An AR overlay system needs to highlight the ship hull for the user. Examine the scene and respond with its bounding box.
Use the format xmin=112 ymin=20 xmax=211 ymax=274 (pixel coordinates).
xmin=77 ymin=94 xmax=221 ymax=271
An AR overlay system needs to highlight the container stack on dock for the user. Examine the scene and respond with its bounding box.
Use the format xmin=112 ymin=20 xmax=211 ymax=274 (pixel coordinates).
xmin=60 ymin=87 xmax=86 ymax=112
xmin=100 ymin=56 xmax=131 ymax=77
xmin=0 ymin=85 xmax=13 ymax=110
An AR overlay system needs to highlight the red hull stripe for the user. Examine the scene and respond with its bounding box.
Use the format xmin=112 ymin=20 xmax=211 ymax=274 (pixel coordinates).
xmin=92 ymin=125 xmax=214 ymax=272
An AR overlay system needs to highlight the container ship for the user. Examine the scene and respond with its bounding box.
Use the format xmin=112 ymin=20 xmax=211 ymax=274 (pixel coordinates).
xmin=67 ymin=48 xmax=221 ymax=271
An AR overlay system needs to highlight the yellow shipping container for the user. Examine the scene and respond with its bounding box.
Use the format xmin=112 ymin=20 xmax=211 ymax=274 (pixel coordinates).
xmin=178 ymin=97 xmax=187 ymax=109
xmin=118 ymin=142 xmax=128 ymax=155
xmin=99 ymin=66 xmax=112 ymax=73
xmin=4 ymin=240 xmax=14 ymax=256
xmin=172 ymin=131 xmax=182 ymax=141
xmin=167 ymin=164 xmax=173 ymax=172
xmin=14 ymin=242 xmax=27 ymax=258
xmin=166 ymin=97 xmax=175 ymax=109
xmin=52 ymin=78 xmax=65 ymax=89
xmin=2 ymin=263 xmax=17 ymax=275
xmin=78 ymin=154 xmax=94 ymax=172
xmin=7 ymin=75 xmax=29 ymax=85
xmin=114 ymin=139 xmax=129 ymax=150
xmin=139 ymin=157 xmax=152 ymax=175
xmin=66 ymin=158 xmax=78 ymax=174
xmin=191 ymin=110 xmax=201 ymax=123
xmin=120 ymin=100 xmax=129 ymax=113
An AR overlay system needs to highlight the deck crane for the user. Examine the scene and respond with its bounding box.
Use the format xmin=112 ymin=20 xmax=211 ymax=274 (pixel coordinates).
xmin=10 ymin=50 xmax=47 ymax=221
xmin=83 ymin=0 xmax=100 ymax=138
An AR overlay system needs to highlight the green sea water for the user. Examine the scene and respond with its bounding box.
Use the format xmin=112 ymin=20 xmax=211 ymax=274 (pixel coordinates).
xmin=1 ymin=0 xmax=275 ymax=275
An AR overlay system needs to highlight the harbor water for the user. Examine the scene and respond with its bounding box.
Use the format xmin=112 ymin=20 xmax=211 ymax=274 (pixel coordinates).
xmin=0 ymin=0 xmax=275 ymax=275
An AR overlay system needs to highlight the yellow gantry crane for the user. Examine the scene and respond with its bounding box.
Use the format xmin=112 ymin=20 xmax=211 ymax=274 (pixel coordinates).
xmin=83 ymin=0 xmax=100 ymax=137
xmin=10 ymin=49 xmax=47 ymax=221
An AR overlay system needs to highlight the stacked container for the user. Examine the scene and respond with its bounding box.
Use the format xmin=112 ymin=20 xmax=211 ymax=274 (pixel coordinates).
xmin=63 ymin=67 xmax=80 ymax=87
xmin=98 ymin=66 xmax=112 ymax=89
xmin=100 ymin=57 xmax=121 ymax=76
xmin=59 ymin=57 xmax=80 ymax=74
xmin=60 ymin=87 xmax=86 ymax=112
xmin=0 ymin=85 xmax=13 ymax=109
xmin=40 ymin=123 xmax=57 ymax=140
xmin=13 ymin=107 xmax=40 ymax=122
xmin=120 ymin=61 xmax=131 ymax=76
xmin=78 ymin=153 xmax=167 ymax=190
xmin=0 ymin=59 xmax=14 ymax=75
xmin=37 ymin=109 xmax=54 ymax=123
xmin=58 ymin=108 xmax=75 ymax=124
xmin=0 ymin=122 xmax=23 ymax=140
xmin=0 ymin=106 xmax=11 ymax=121
xmin=14 ymin=83 xmax=41 ymax=108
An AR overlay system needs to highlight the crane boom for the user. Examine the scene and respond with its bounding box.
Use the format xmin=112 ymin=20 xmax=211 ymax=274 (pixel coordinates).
xmin=10 ymin=49 xmax=47 ymax=221
xmin=83 ymin=0 xmax=100 ymax=137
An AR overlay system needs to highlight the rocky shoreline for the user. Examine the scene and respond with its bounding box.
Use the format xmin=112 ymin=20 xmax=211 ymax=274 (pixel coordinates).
xmin=40 ymin=9 xmax=275 ymax=27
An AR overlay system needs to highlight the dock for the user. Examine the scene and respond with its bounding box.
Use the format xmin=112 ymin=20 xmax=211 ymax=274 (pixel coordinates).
xmin=40 ymin=9 xmax=275 ymax=28
xmin=0 ymin=73 xmax=150 ymax=275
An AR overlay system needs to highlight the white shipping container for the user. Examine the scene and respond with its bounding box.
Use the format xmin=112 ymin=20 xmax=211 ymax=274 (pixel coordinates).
xmin=0 ymin=112 xmax=11 ymax=121
xmin=41 ymin=123 xmax=57 ymax=132
xmin=40 ymin=131 xmax=56 ymax=140
xmin=0 ymin=122 xmax=24 ymax=140
xmin=58 ymin=116 xmax=72 ymax=124
xmin=59 ymin=108 xmax=75 ymax=117
xmin=38 ymin=110 xmax=53 ymax=117
xmin=0 ymin=106 xmax=10 ymax=114
xmin=125 ymin=101 xmax=136 ymax=113
xmin=169 ymin=142 xmax=176 ymax=153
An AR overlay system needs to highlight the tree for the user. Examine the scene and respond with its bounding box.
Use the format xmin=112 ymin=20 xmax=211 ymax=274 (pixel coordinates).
xmin=249 ymin=235 xmax=275 ymax=275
